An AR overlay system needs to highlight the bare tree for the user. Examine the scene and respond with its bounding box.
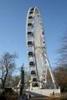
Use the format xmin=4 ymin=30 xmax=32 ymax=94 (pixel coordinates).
xmin=57 ymin=34 xmax=67 ymax=67
xmin=54 ymin=66 xmax=67 ymax=92
xmin=55 ymin=33 xmax=67 ymax=92
xmin=0 ymin=52 xmax=16 ymax=89
xmin=11 ymin=75 xmax=20 ymax=88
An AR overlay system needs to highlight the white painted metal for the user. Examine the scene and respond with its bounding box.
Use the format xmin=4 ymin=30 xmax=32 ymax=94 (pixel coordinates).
xmin=26 ymin=7 xmax=59 ymax=91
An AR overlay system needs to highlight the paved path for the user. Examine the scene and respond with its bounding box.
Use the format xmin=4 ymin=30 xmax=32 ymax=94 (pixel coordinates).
xmin=30 ymin=96 xmax=49 ymax=100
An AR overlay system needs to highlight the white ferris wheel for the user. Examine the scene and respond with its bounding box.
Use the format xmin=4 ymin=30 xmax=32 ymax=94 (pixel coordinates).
xmin=26 ymin=7 xmax=59 ymax=92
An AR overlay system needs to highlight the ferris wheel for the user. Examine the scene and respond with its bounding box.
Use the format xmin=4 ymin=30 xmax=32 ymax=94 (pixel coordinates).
xmin=26 ymin=7 xmax=56 ymax=90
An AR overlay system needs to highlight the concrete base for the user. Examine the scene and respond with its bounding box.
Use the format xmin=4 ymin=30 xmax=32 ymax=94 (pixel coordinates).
xmin=26 ymin=88 xmax=60 ymax=96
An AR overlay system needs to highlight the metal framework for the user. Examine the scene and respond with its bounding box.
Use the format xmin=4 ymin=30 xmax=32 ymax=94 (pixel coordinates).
xmin=26 ymin=7 xmax=57 ymax=90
